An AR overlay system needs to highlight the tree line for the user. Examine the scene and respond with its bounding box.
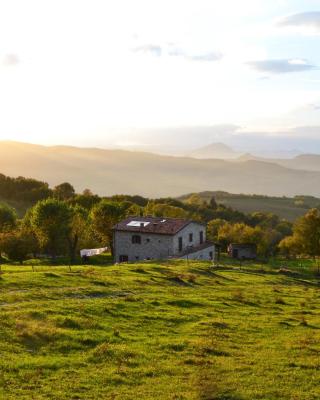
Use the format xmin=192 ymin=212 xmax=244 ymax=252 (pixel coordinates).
xmin=0 ymin=174 xmax=318 ymax=263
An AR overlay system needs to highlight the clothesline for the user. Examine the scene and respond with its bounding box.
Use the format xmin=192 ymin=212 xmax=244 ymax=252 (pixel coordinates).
xmin=80 ymin=247 xmax=108 ymax=257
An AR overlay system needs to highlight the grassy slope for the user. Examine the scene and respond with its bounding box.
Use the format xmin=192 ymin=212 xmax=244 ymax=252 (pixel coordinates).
xmin=180 ymin=192 xmax=320 ymax=221
xmin=0 ymin=259 xmax=319 ymax=399
xmin=213 ymin=196 xmax=308 ymax=221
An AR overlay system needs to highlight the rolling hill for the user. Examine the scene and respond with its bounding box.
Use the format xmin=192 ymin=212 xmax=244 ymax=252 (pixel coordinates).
xmin=237 ymin=153 xmax=320 ymax=172
xmin=178 ymin=191 xmax=320 ymax=221
xmin=1 ymin=141 xmax=320 ymax=198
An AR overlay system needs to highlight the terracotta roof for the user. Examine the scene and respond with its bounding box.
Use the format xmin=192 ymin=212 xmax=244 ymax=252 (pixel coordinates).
xmin=113 ymin=216 xmax=203 ymax=235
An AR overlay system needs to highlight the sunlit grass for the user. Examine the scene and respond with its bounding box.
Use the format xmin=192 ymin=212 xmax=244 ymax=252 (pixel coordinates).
xmin=0 ymin=258 xmax=319 ymax=399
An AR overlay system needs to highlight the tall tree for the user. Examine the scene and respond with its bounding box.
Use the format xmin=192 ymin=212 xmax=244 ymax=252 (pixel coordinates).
xmin=209 ymin=196 xmax=218 ymax=210
xmin=207 ymin=219 xmax=227 ymax=242
xmin=30 ymin=199 xmax=71 ymax=259
xmin=288 ymin=208 xmax=320 ymax=259
xmin=90 ymin=200 xmax=125 ymax=255
xmin=67 ymin=205 xmax=89 ymax=263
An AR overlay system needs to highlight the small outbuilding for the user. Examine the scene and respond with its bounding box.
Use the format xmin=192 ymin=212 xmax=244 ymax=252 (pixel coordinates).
xmin=228 ymin=243 xmax=257 ymax=260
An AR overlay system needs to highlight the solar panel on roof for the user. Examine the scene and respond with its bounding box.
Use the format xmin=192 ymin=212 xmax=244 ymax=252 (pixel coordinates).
xmin=127 ymin=221 xmax=150 ymax=227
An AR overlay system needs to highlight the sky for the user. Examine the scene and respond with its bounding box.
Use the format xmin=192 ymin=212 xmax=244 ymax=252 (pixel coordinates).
xmin=1 ymin=0 xmax=320 ymax=153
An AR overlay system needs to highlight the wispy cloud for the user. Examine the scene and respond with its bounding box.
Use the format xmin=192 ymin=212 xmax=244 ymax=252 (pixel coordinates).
xmin=277 ymin=12 xmax=320 ymax=30
xmin=168 ymin=45 xmax=222 ymax=62
xmin=2 ymin=54 xmax=19 ymax=67
xmin=132 ymin=44 xmax=162 ymax=57
xmin=133 ymin=43 xmax=222 ymax=62
xmin=247 ymin=59 xmax=316 ymax=74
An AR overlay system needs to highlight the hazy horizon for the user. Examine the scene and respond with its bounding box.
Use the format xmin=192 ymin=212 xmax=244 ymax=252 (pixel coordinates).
xmin=1 ymin=1 xmax=320 ymax=153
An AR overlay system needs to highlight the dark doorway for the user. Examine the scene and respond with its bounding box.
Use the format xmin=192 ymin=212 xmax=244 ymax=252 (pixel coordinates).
xmin=200 ymin=231 xmax=204 ymax=244
xmin=178 ymin=237 xmax=183 ymax=252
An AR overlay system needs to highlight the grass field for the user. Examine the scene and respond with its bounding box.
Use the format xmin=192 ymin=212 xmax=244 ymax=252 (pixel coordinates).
xmin=0 ymin=258 xmax=319 ymax=399
xmin=179 ymin=192 xmax=320 ymax=221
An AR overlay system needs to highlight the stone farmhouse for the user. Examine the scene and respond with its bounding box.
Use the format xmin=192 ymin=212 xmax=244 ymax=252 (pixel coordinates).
xmin=113 ymin=216 xmax=215 ymax=263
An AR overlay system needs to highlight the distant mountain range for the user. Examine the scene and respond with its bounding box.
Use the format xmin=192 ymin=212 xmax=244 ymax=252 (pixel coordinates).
xmin=188 ymin=142 xmax=320 ymax=172
xmin=188 ymin=142 xmax=240 ymax=159
xmin=187 ymin=142 xmax=307 ymax=160
xmin=1 ymin=141 xmax=320 ymax=197
xmin=237 ymin=153 xmax=320 ymax=171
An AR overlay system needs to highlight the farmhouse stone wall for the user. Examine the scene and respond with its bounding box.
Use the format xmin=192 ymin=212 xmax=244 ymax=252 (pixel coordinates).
xmin=172 ymin=222 xmax=206 ymax=254
xmin=114 ymin=231 xmax=174 ymax=262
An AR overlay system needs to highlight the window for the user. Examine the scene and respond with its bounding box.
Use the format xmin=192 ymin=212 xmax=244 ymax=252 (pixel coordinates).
xmin=146 ymin=238 xmax=150 ymax=243
xmin=135 ymin=256 xmax=139 ymax=260
xmin=119 ymin=255 xmax=128 ymax=263
xmin=132 ymin=235 xmax=141 ymax=244
xmin=189 ymin=233 xmax=193 ymax=242
xmin=199 ymin=231 xmax=204 ymax=244
xmin=178 ymin=237 xmax=183 ymax=252
xmin=209 ymin=251 xmax=213 ymax=260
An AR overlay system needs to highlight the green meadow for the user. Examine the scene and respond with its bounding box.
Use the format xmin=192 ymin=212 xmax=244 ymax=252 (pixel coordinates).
xmin=0 ymin=258 xmax=319 ymax=399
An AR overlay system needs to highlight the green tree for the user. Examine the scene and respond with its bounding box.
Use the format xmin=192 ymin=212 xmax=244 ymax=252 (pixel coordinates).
xmin=69 ymin=193 xmax=101 ymax=210
xmin=186 ymin=193 xmax=204 ymax=207
xmin=0 ymin=229 xmax=35 ymax=264
xmin=30 ymin=198 xmax=71 ymax=259
xmin=0 ymin=204 xmax=17 ymax=232
xmin=53 ymin=182 xmax=75 ymax=201
xmin=67 ymin=205 xmax=89 ymax=263
xmin=278 ymin=235 xmax=301 ymax=259
xmin=207 ymin=219 xmax=227 ymax=242
xmin=294 ymin=208 xmax=320 ymax=258
xmin=144 ymin=202 xmax=188 ymax=219
xmin=90 ymin=200 xmax=125 ymax=254
xmin=217 ymin=222 xmax=279 ymax=257
xmin=281 ymin=208 xmax=320 ymax=260
xmin=275 ymin=220 xmax=293 ymax=237
xmin=209 ymin=196 xmax=218 ymax=210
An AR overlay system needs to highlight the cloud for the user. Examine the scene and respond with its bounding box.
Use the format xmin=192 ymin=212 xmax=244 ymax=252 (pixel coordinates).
xmin=133 ymin=43 xmax=222 ymax=62
xmin=168 ymin=46 xmax=222 ymax=62
xmin=247 ymin=59 xmax=316 ymax=74
xmin=308 ymin=103 xmax=320 ymax=111
xmin=2 ymin=54 xmax=19 ymax=67
xmin=132 ymin=44 xmax=162 ymax=57
xmin=186 ymin=52 xmax=223 ymax=62
xmin=168 ymin=46 xmax=223 ymax=62
xmin=278 ymin=12 xmax=320 ymax=30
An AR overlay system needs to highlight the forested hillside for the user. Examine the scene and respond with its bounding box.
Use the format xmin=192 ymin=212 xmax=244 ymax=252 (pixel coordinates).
xmin=179 ymin=191 xmax=320 ymax=222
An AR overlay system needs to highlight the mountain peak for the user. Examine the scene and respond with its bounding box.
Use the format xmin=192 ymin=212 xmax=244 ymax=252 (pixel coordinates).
xmin=189 ymin=142 xmax=239 ymax=159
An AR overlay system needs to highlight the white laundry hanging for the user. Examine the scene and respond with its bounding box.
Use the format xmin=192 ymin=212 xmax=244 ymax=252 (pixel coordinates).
xmin=80 ymin=247 xmax=108 ymax=257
